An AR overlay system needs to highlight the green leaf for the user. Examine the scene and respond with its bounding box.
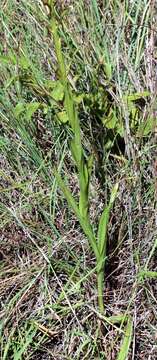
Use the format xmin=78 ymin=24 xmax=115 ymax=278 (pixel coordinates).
xmin=55 ymin=170 xmax=99 ymax=261
xmin=97 ymin=205 xmax=110 ymax=256
xmin=19 ymin=55 xmax=30 ymax=70
xmin=8 ymin=50 xmax=17 ymax=65
xmin=87 ymin=154 xmax=94 ymax=178
xmin=117 ymin=122 xmax=124 ymax=136
xmin=137 ymin=116 xmax=156 ymax=136
xmin=102 ymin=111 xmax=117 ymax=129
xmin=117 ymin=317 xmax=133 ymax=360
xmin=0 ymin=137 xmax=10 ymax=149
xmin=73 ymin=93 xmax=85 ymax=104
xmin=138 ymin=270 xmax=157 ymax=280
xmin=79 ymin=161 xmax=89 ymax=219
xmin=26 ymin=102 xmax=40 ymax=120
xmin=102 ymin=110 xmax=124 ymax=136
xmin=5 ymin=75 xmax=18 ymax=89
xmin=104 ymin=62 xmax=112 ymax=80
xmin=0 ymin=51 xmax=17 ymax=65
xmin=14 ymin=325 xmax=37 ymax=360
xmin=50 ymin=81 xmax=64 ymax=101
xmin=123 ymin=91 xmax=150 ymax=102
xmin=104 ymin=139 xmax=114 ymax=150
xmin=109 ymin=183 xmax=118 ymax=206
xmin=70 ymin=139 xmax=82 ymax=168
xmin=44 ymin=79 xmax=56 ymax=88
xmin=0 ymin=55 xmax=12 ymax=65
xmin=57 ymin=111 xmax=69 ymax=124
xmin=14 ymin=102 xmax=26 ymax=117
xmin=97 ymin=183 xmax=118 ymax=256
xmin=14 ymin=102 xmax=41 ymax=121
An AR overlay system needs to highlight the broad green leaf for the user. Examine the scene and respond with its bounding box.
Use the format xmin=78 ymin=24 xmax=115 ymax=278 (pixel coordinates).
xmin=97 ymin=183 xmax=118 ymax=255
xmin=97 ymin=205 xmax=109 ymax=256
xmin=51 ymin=81 xmax=64 ymax=101
xmin=64 ymin=90 xmax=82 ymax=166
xmin=70 ymin=138 xmax=82 ymax=168
xmin=26 ymin=102 xmax=41 ymax=120
xmin=14 ymin=102 xmax=26 ymax=117
xmin=70 ymin=139 xmax=79 ymax=166
xmin=57 ymin=111 xmax=69 ymax=123
xmin=43 ymin=104 xmax=49 ymax=115
xmin=123 ymin=92 xmax=151 ymax=135
xmin=117 ymin=317 xmax=133 ymax=360
xmin=14 ymin=102 xmax=40 ymax=120
xmin=73 ymin=93 xmax=85 ymax=104
xmin=102 ymin=111 xmax=117 ymax=129
xmin=102 ymin=111 xmax=124 ymax=136
xmin=19 ymin=55 xmax=30 ymax=70
xmin=74 ymin=123 xmax=82 ymax=166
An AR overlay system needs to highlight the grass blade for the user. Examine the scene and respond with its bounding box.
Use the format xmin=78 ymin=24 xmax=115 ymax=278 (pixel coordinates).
xmin=117 ymin=317 xmax=133 ymax=360
xmin=138 ymin=270 xmax=157 ymax=280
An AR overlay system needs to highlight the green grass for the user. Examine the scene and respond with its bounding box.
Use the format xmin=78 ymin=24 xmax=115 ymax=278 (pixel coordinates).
xmin=0 ymin=0 xmax=157 ymax=359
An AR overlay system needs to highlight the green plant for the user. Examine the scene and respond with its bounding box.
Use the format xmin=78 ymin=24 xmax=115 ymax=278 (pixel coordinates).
xmin=116 ymin=317 xmax=133 ymax=360
xmin=42 ymin=0 xmax=118 ymax=313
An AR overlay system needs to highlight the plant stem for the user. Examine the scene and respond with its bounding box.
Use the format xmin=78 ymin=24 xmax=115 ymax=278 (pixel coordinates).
xmin=97 ymin=267 xmax=105 ymax=313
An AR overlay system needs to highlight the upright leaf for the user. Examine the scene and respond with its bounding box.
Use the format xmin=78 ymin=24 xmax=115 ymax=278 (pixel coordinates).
xmin=97 ymin=205 xmax=110 ymax=256
xmin=97 ymin=183 xmax=118 ymax=255
xmin=116 ymin=317 xmax=133 ymax=360
xmin=55 ymin=170 xmax=99 ymax=261
xmin=79 ymin=161 xmax=89 ymax=219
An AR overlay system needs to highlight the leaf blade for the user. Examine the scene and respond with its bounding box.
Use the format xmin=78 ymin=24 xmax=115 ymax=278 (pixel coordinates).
xmin=54 ymin=170 xmax=99 ymax=260
xmin=117 ymin=317 xmax=133 ymax=360
xmin=97 ymin=183 xmax=118 ymax=255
